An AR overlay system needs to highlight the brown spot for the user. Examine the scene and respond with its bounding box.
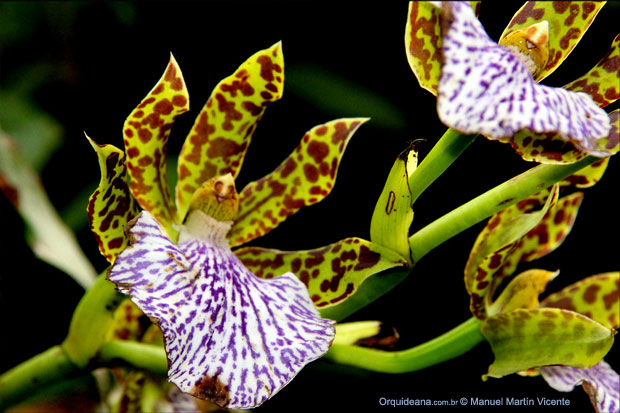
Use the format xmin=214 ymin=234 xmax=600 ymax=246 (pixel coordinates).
xmin=257 ymin=55 xmax=280 ymax=82
xmin=206 ymin=137 xmax=247 ymax=159
xmin=172 ymin=94 xmax=188 ymax=107
xmin=137 ymin=128 xmax=152 ymax=143
xmin=215 ymin=93 xmax=242 ymax=130
xmin=564 ymin=3 xmax=580 ymax=26
xmin=153 ymin=99 xmax=174 ymax=115
xmin=385 ymin=191 xmax=396 ymax=214
xmin=192 ymin=375 xmax=229 ymax=407
xmin=303 ymin=164 xmax=319 ymax=183
xmin=552 ymin=2 xmax=570 ymax=14
xmin=510 ymin=3 xmax=545 ymax=27
xmin=307 ymin=140 xmax=330 ymax=163
xmin=242 ymin=101 xmax=262 ymax=116
xmin=354 ymin=245 xmax=381 ymax=271
xmin=602 ymin=55 xmax=620 ymax=74
xmin=603 ymin=288 xmax=619 ymax=310
xmin=560 ymin=28 xmax=580 ymax=49
xmin=0 ymin=174 xmax=19 ymax=206
xmin=583 ymin=284 xmax=601 ymax=304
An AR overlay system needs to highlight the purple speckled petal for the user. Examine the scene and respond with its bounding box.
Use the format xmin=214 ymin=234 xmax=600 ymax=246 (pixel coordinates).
xmin=434 ymin=2 xmax=611 ymax=155
xmin=540 ymin=361 xmax=619 ymax=413
xmin=108 ymin=211 xmax=335 ymax=408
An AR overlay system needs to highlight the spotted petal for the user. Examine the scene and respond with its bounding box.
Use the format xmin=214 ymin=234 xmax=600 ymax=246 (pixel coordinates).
xmin=108 ymin=211 xmax=334 ymax=408
xmin=235 ymin=238 xmax=408 ymax=308
xmin=500 ymin=2 xmax=605 ymax=82
xmin=540 ymin=361 xmax=619 ymax=413
xmin=229 ymin=118 xmax=367 ymax=247
xmin=176 ymin=42 xmax=284 ymax=221
xmin=434 ymin=2 xmax=611 ymax=154
xmin=542 ymin=272 xmax=620 ymax=330
xmin=481 ymin=308 xmax=614 ymax=379
xmin=86 ymin=137 xmax=140 ymax=263
xmin=123 ymin=54 xmax=190 ymax=239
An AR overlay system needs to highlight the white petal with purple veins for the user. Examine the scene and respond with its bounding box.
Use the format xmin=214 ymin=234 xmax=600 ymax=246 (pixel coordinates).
xmin=540 ymin=361 xmax=619 ymax=413
xmin=108 ymin=211 xmax=335 ymax=408
xmin=434 ymin=2 xmax=611 ymax=155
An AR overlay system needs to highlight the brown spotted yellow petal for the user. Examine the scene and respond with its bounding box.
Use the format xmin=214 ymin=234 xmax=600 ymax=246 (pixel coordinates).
xmin=481 ymin=308 xmax=615 ymax=379
xmin=560 ymin=158 xmax=609 ymax=188
xmin=176 ymin=43 xmax=284 ymax=221
xmin=465 ymin=186 xmax=558 ymax=319
xmin=123 ymin=54 xmax=189 ymax=239
xmin=488 ymin=269 xmax=559 ymax=317
xmin=405 ymin=1 xmax=442 ymax=96
xmin=229 ymin=118 xmax=368 ymax=247
xmin=542 ymin=272 xmax=620 ymax=329
xmin=87 ymin=137 xmax=140 ymax=263
xmin=370 ymin=147 xmax=416 ymax=264
xmin=235 ymin=237 xmax=408 ymax=308
xmin=565 ymin=34 xmax=620 ymax=108
xmin=499 ymin=2 xmax=605 ymax=82
xmin=104 ymin=300 xmax=149 ymax=342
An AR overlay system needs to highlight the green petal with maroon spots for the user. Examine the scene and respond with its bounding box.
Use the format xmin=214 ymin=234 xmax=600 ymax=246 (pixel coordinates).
xmin=235 ymin=237 xmax=408 ymax=308
xmin=465 ymin=186 xmax=558 ymax=319
xmin=499 ymin=2 xmax=605 ymax=82
xmin=370 ymin=147 xmax=416 ymax=264
xmin=542 ymin=272 xmax=620 ymax=330
xmin=104 ymin=299 xmax=149 ymax=342
xmin=176 ymin=42 xmax=284 ymax=221
xmin=565 ymin=34 xmax=620 ymax=108
xmin=86 ymin=137 xmax=140 ymax=263
xmin=560 ymin=158 xmax=610 ymax=189
xmin=488 ymin=269 xmax=558 ymax=317
xmin=481 ymin=308 xmax=615 ymax=379
xmin=405 ymin=1 xmax=480 ymax=96
xmin=229 ymin=118 xmax=368 ymax=247
xmin=123 ymin=54 xmax=190 ymax=239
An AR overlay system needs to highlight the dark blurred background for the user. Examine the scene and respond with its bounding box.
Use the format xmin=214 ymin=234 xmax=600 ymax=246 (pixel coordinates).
xmin=0 ymin=2 xmax=618 ymax=411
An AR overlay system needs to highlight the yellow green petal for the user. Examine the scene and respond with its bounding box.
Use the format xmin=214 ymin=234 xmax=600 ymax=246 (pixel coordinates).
xmin=465 ymin=186 xmax=558 ymax=319
xmin=481 ymin=308 xmax=615 ymax=379
xmin=565 ymin=34 xmax=620 ymax=108
xmin=542 ymin=272 xmax=620 ymax=329
xmin=229 ymin=118 xmax=367 ymax=247
xmin=499 ymin=1 xmax=605 ymax=82
xmin=405 ymin=1 xmax=442 ymax=96
xmin=235 ymin=237 xmax=408 ymax=308
xmin=104 ymin=299 xmax=148 ymax=342
xmin=176 ymin=42 xmax=284 ymax=221
xmin=561 ymin=158 xmax=609 ymax=188
xmin=86 ymin=137 xmax=140 ymax=263
xmin=334 ymin=321 xmax=382 ymax=345
xmin=370 ymin=147 xmax=416 ymax=264
xmin=123 ymin=54 xmax=189 ymax=239
xmin=488 ymin=269 xmax=558 ymax=317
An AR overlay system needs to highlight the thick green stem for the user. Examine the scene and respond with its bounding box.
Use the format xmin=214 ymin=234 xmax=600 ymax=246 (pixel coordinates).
xmin=409 ymin=129 xmax=478 ymax=204
xmin=99 ymin=341 xmax=168 ymax=376
xmin=324 ymin=317 xmax=483 ymax=373
xmin=0 ymin=345 xmax=78 ymax=410
xmin=409 ymin=156 xmax=599 ymax=263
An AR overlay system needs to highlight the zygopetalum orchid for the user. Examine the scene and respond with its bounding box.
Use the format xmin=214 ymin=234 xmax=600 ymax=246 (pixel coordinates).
xmin=406 ymin=1 xmax=619 ymax=164
xmin=463 ymin=175 xmax=619 ymax=412
xmin=86 ymin=43 xmax=408 ymax=408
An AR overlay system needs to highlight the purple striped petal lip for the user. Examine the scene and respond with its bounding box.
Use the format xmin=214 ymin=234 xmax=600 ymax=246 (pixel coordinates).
xmin=540 ymin=361 xmax=619 ymax=413
xmin=434 ymin=2 xmax=612 ymax=156
xmin=108 ymin=211 xmax=335 ymax=408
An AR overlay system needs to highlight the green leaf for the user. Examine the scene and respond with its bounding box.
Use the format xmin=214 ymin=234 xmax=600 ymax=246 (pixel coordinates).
xmin=86 ymin=136 xmax=140 ymax=263
xmin=235 ymin=237 xmax=408 ymax=308
xmin=499 ymin=2 xmax=605 ymax=82
xmin=0 ymin=131 xmax=97 ymax=288
xmin=481 ymin=308 xmax=615 ymax=379
xmin=123 ymin=54 xmax=189 ymax=240
xmin=488 ymin=269 xmax=558 ymax=317
xmin=176 ymin=42 xmax=284 ymax=221
xmin=542 ymin=272 xmax=620 ymax=329
xmin=370 ymin=147 xmax=416 ymax=264
xmin=229 ymin=118 xmax=367 ymax=247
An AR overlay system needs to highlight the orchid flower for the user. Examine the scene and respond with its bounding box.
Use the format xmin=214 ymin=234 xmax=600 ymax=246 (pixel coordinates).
xmin=463 ymin=178 xmax=619 ymax=412
xmin=86 ymin=43 xmax=407 ymax=408
xmin=406 ymin=1 xmax=619 ymax=163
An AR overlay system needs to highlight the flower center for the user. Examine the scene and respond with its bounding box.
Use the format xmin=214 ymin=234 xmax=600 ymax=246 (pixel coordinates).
xmin=499 ymin=21 xmax=549 ymax=79
xmin=188 ymin=173 xmax=240 ymax=222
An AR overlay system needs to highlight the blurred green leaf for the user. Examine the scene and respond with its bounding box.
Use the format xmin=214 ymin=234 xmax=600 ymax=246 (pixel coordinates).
xmin=286 ymin=64 xmax=407 ymax=131
xmin=0 ymin=130 xmax=96 ymax=288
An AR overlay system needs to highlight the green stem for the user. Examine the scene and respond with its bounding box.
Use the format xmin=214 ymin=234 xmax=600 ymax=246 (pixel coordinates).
xmin=98 ymin=341 xmax=168 ymax=377
xmin=409 ymin=156 xmax=599 ymax=263
xmin=0 ymin=345 xmax=78 ymax=410
xmin=324 ymin=317 xmax=483 ymax=373
xmin=409 ymin=129 xmax=478 ymax=204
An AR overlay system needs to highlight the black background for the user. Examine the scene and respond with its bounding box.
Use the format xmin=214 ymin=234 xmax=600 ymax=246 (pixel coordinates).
xmin=0 ymin=2 xmax=618 ymax=412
